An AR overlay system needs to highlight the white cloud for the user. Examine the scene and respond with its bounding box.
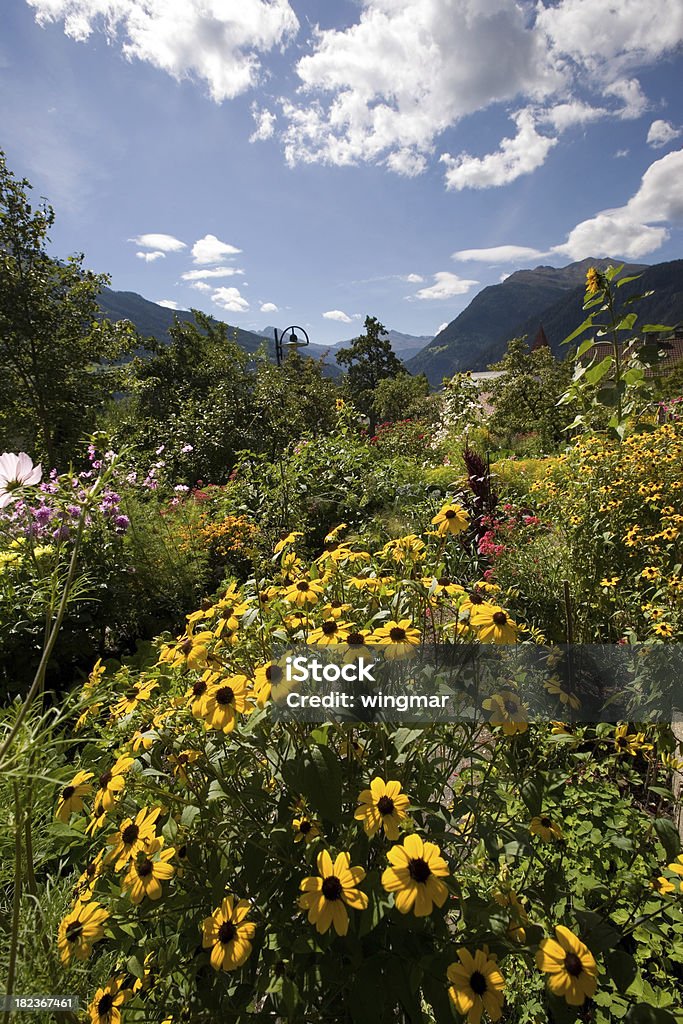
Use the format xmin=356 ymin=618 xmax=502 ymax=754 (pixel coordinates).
xmin=647 ymin=119 xmax=682 ymax=148
xmin=260 ymin=302 xmax=279 ymax=313
xmin=323 ymin=309 xmax=353 ymax=323
xmin=452 ymin=245 xmax=545 ymax=263
xmin=615 ymin=148 xmax=630 ymax=158
xmin=604 ymin=78 xmax=648 ymax=119
xmin=282 ymin=0 xmax=561 ymax=173
xmin=28 ymin=0 xmax=299 ymax=103
xmin=403 ymin=273 xmax=424 ymax=283
xmin=136 ymin=250 xmax=165 ymax=262
xmin=130 ymin=232 xmax=186 ymax=252
xmin=540 ymin=100 xmax=607 ymax=132
xmin=552 ymin=147 xmax=683 ymax=259
xmin=189 ymin=281 xmax=212 ymax=293
xmin=435 ymin=322 xmax=449 ymax=334
xmin=212 ymin=286 xmax=250 ymax=312
xmin=441 ymin=109 xmax=557 ymax=190
xmin=250 ymin=104 xmax=277 ymax=142
xmin=181 ymin=267 xmax=244 ymax=280
xmin=157 ymin=299 xmax=179 ymax=309
xmin=413 ymin=272 xmax=478 ymax=301
xmin=191 ymin=234 xmax=242 ymax=264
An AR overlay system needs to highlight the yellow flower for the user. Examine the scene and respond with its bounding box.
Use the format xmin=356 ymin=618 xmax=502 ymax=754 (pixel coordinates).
xmin=122 ymin=837 xmax=176 ymax=904
xmin=55 ymin=770 xmax=94 ymax=822
xmin=641 ymin=565 xmax=661 ymax=582
xmin=368 ymin=619 xmax=421 ymax=658
xmin=308 ymin=618 xmax=354 ymax=645
xmin=88 ymin=977 xmax=128 ymax=1024
xmin=530 ymin=815 xmax=563 ymax=842
xmin=585 ymin=267 xmax=602 ymax=294
xmin=284 ymin=577 xmax=325 ymax=607
xmin=202 ymin=674 xmax=251 ymax=733
xmin=112 ymin=678 xmax=158 ymax=718
xmin=202 ymin=896 xmax=257 ymax=971
xmin=652 ymin=621 xmax=674 ymax=638
xmin=75 ymin=851 xmax=105 ymax=902
xmin=253 ymin=660 xmax=289 ymax=706
xmin=274 ymin=531 xmax=303 ymax=554
xmin=668 ymin=854 xmax=683 ymax=877
xmin=159 ymin=625 xmax=214 ymax=671
xmin=447 ymin=947 xmax=505 ymax=1023
xmin=322 ymin=600 xmax=352 ymax=619
xmin=614 ymin=723 xmax=653 ymax=756
xmin=536 ymin=925 xmax=597 ymax=1006
xmin=543 ymin=677 xmax=581 ymax=711
xmin=107 ymin=806 xmax=161 ymax=871
xmin=58 ymin=901 xmax=109 ymax=964
xmin=432 ymin=503 xmax=469 ymax=537
xmin=94 ymin=756 xmax=135 ymax=814
xmin=168 ymin=749 xmax=201 ymax=784
xmin=600 ymin=576 xmax=620 ymax=588
xmin=354 ymin=777 xmax=410 ymax=840
xmin=653 ymin=875 xmax=677 ymax=895
xmin=292 ymin=815 xmax=320 ymax=843
xmin=482 ymin=691 xmax=528 ymax=735
xmin=469 ymin=604 xmax=518 ymax=644
xmin=299 ymin=850 xmax=368 ymax=935
xmin=381 ymin=834 xmax=449 ymax=917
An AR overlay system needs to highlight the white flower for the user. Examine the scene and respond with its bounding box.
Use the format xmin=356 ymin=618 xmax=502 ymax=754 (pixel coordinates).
xmin=0 ymin=452 xmax=42 ymax=507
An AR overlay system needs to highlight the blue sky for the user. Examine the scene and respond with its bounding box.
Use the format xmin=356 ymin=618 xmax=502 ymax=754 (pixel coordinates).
xmin=1 ymin=0 xmax=682 ymax=345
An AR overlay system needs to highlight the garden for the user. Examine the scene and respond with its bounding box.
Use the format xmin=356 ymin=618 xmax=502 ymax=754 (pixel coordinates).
xmin=1 ymin=152 xmax=683 ymax=1024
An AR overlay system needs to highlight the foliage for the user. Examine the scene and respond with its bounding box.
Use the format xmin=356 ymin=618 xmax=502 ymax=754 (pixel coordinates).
xmin=372 ymin=371 xmax=431 ymax=425
xmin=336 ymin=317 xmax=404 ymax=431
xmin=0 ymin=151 xmax=135 ymax=464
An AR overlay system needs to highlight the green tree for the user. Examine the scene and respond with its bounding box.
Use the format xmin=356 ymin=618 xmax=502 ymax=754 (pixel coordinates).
xmin=372 ymin=370 xmax=430 ymax=424
xmin=486 ymin=336 xmax=573 ymax=451
xmin=0 ymin=150 xmax=133 ymax=464
xmin=335 ymin=316 xmax=403 ymax=431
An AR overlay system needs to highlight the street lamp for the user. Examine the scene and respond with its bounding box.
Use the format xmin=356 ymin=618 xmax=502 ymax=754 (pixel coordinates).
xmin=274 ymin=325 xmax=310 ymax=366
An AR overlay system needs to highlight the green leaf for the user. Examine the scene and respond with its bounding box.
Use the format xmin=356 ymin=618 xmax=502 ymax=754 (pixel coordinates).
xmin=576 ymin=337 xmax=596 ymax=358
xmin=654 ymin=817 xmax=681 ymax=861
xmin=604 ymin=949 xmax=637 ymax=992
xmin=605 ymin=263 xmax=624 ymax=281
xmin=616 ymin=273 xmax=643 ymax=287
xmin=563 ymin=315 xmax=595 ymax=346
xmin=574 ymin=910 xmax=621 ymax=952
xmin=625 ymin=1006 xmax=678 ymax=1024
xmin=641 ymin=324 xmax=673 ymax=333
xmin=614 ymin=312 xmax=637 ymax=331
xmin=585 ymin=356 xmax=613 ymax=385
xmin=301 ymin=744 xmax=343 ymax=824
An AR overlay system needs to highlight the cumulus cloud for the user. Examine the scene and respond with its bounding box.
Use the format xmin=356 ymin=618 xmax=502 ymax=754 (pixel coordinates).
xmin=212 ymin=286 xmax=250 ymax=312
xmin=441 ymin=109 xmax=557 ymax=190
xmin=28 ymin=0 xmax=299 ymax=102
xmin=131 ymin=233 xmax=186 ymax=252
xmin=647 ymin=119 xmax=682 ymax=148
xmin=323 ymin=310 xmax=353 ymax=323
xmin=191 ymin=234 xmax=242 ymax=264
xmin=189 ymin=281 xmax=212 ymax=292
xmin=260 ymin=301 xmax=279 ymax=313
xmin=604 ymin=78 xmax=649 ymax=119
xmin=403 ymin=273 xmax=424 ymax=283
xmin=136 ymin=250 xmax=165 ymax=262
xmin=250 ymin=104 xmax=277 ymax=142
xmin=157 ymin=299 xmax=179 ymax=309
xmin=435 ymin=322 xmax=449 ymax=334
xmin=539 ymin=100 xmax=607 ymax=132
xmin=181 ymin=267 xmax=244 ymax=280
xmin=412 ymin=272 xmax=478 ymax=301
xmin=452 ymin=245 xmax=546 ymax=263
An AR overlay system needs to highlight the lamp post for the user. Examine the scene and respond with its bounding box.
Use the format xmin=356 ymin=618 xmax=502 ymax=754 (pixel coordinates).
xmin=274 ymin=325 xmax=310 ymax=366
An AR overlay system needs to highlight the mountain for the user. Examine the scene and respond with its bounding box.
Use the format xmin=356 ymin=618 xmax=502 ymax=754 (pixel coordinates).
xmin=405 ymin=257 xmax=683 ymax=385
xmin=98 ymin=290 xmax=341 ymax=374
xmin=329 ymin=328 xmax=434 ymax=362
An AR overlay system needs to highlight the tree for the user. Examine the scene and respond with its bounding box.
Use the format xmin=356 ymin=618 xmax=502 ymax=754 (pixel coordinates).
xmin=0 ymin=150 xmax=134 ymax=464
xmin=372 ymin=371 xmax=431 ymax=425
xmin=335 ymin=316 xmax=403 ymax=431
xmin=486 ymin=336 xmax=573 ymax=451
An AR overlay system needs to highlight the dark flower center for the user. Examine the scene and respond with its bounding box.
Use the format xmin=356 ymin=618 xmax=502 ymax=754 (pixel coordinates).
xmin=216 ymin=686 xmax=235 ymax=706
xmin=389 ymin=627 xmax=407 ymax=642
xmin=99 ymin=770 xmax=113 ymax=788
xmin=299 ymin=820 xmax=312 ymax=834
xmin=259 ymin=591 xmax=270 ymax=604
xmin=445 ymin=510 xmax=456 ymax=519
xmin=616 ymin=737 xmax=628 ymax=748
xmin=122 ymin=823 xmax=140 ymax=845
xmin=218 ymin=921 xmax=237 ymax=944
xmin=136 ymin=858 xmax=153 ymax=878
xmin=322 ymin=621 xmax=338 ymax=635
xmin=178 ymin=844 xmax=187 ymax=859
xmin=504 ymin=698 xmax=518 ymax=714
xmin=192 ymin=679 xmax=207 ymax=697
xmin=125 ymin=687 xmax=139 ymax=700
xmin=297 ymin=581 xmax=310 ymax=592
xmin=346 ymin=632 xmax=365 ymax=646
xmin=437 ymin=577 xmax=452 ymax=586
xmin=469 ymin=591 xmax=484 ymax=604
xmin=97 ymin=993 xmax=114 ymax=1016
xmin=65 ymin=921 xmax=83 ymax=943
xmin=222 ymin=607 xmax=234 ymax=618
xmin=377 ymin=795 xmax=395 ymax=815
xmin=322 ymin=875 xmax=343 ymax=900
xmin=61 ymin=785 xmax=76 ymax=800
xmin=331 ymin=601 xmax=342 ymax=608
xmin=492 ymin=611 xmax=508 ymax=625
xmin=564 ymin=952 xmax=583 ymax=977
xmin=470 ymin=970 xmax=487 ymax=996
xmin=540 ymin=817 xmax=552 ymax=828
xmin=266 ymin=664 xmax=283 ymax=683
xmin=85 ymin=860 xmax=98 ymax=878
xmin=180 ymin=639 xmax=193 ymax=655
xmin=408 ymin=857 xmax=431 ymax=883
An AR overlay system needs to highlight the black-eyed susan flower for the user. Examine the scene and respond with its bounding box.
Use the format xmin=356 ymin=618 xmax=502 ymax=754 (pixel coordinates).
xmin=202 ymin=896 xmax=256 ymax=971
xmin=58 ymin=901 xmax=109 ymax=964
xmin=159 ymin=625 xmax=214 ymax=671
xmin=274 ymin=531 xmax=303 ymax=554
xmin=55 ymin=770 xmax=94 ymax=822
xmin=529 ymin=815 xmax=563 ymax=842
xmin=186 ymin=673 xmax=211 ymax=718
xmin=614 ymin=724 xmax=652 ymax=756
xmin=308 ymin=618 xmax=353 ymax=645
xmin=107 ymin=806 xmax=161 ymax=871
xmin=88 ymin=976 xmax=128 ymax=1024
xmin=432 ymin=503 xmax=469 ymax=537
xmin=94 ymin=756 xmax=135 ymax=814
xmin=168 ymin=748 xmax=201 ymax=784
xmin=292 ymin=815 xmax=320 ymax=843
xmin=543 ymin=676 xmax=581 ymax=711
xmin=381 ymin=834 xmax=449 ymax=917
xmin=122 ymin=837 xmax=176 ymax=904
xmin=482 ymin=691 xmax=528 ymax=735
xmin=284 ymin=577 xmax=324 ymax=607
xmin=75 ymin=850 xmax=105 ymax=902
xmin=469 ymin=604 xmax=518 ymax=644
xmin=112 ymin=679 xmax=158 ymax=718
xmin=536 ymin=925 xmax=597 ymax=1006
xmin=600 ymin=576 xmax=620 ymax=589
xmin=354 ymin=777 xmax=410 ymax=840
xmin=653 ymin=874 xmax=677 ymax=895
xmin=652 ymin=621 xmax=674 ymax=638
xmin=368 ymin=619 xmax=421 ymax=659
xmin=202 ymin=674 xmax=251 ymax=733
xmin=299 ymin=850 xmax=368 ymax=935
xmin=447 ymin=947 xmax=505 ymax=1023
xmin=641 ymin=565 xmax=661 ymax=582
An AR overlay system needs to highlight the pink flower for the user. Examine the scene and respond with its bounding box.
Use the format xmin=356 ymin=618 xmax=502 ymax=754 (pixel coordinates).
xmin=0 ymin=452 xmax=42 ymax=508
